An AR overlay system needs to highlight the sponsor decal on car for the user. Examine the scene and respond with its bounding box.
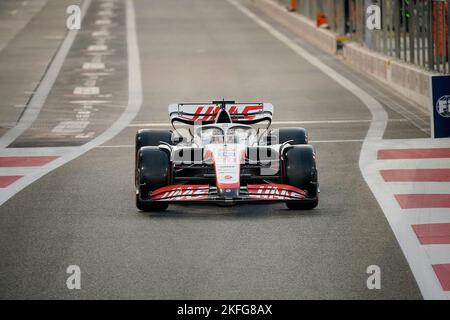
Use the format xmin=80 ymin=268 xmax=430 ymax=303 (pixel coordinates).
xmin=151 ymin=185 xmax=209 ymax=201
xmin=247 ymin=184 xmax=307 ymax=200
xmin=178 ymin=104 xmax=264 ymax=121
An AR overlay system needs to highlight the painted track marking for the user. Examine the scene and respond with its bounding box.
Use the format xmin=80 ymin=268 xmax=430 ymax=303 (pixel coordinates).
xmin=0 ymin=0 xmax=92 ymax=149
xmin=95 ymin=139 xmax=365 ymax=149
xmin=88 ymin=44 xmax=108 ymax=51
xmin=378 ymin=148 xmax=450 ymax=160
xmin=0 ymin=176 xmax=22 ymax=188
xmin=73 ymin=87 xmax=100 ymax=95
xmin=432 ymin=264 xmax=450 ymax=290
xmin=0 ymin=0 xmax=142 ymax=207
xmin=0 ymin=156 xmax=58 ymax=167
xmin=381 ymin=169 xmax=450 ymax=182
xmin=127 ymin=119 xmax=406 ymax=128
xmin=395 ymin=195 xmax=450 ymax=209
xmin=412 ymin=224 xmax=450 ymax=245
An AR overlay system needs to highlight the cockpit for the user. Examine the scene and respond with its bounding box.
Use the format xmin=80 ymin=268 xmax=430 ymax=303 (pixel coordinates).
xmin=196 ymin=124 xmax=253 ymax=145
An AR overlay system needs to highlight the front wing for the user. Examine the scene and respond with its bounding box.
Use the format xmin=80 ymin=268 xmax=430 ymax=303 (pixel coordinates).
xmin=139 ymin=183 xmax=315 ymax=204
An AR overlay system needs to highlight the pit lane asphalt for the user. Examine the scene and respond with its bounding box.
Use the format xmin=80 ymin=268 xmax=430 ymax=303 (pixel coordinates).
xmin=0 ymin=0 xmax=423 ymax=299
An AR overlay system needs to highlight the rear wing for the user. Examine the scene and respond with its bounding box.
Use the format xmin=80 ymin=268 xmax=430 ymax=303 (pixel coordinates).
xmin=168 ymin=101 xmax=274 ymax=125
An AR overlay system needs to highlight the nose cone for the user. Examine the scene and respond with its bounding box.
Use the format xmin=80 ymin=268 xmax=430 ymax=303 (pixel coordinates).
xmin=219 ymin=187 xmax=239 ymax=199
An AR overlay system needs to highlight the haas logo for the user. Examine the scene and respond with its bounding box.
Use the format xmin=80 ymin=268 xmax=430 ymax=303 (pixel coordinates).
xmin=250 ymin=185 xmax=306 ymax=200
xmin=153 ymin=187 xmax=209 ymax=201
xmin=436 ymin=95 xmax=450 ymax=118
xmin=183 ymin=105 xmax=263 ymax=121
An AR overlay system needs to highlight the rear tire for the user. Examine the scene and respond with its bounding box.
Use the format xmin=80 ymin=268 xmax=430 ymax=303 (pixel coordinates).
xmin=283 ymin=145 xmax=318 ymax=210
xmin=135 ymin=129 xmax=174 ymax=159
xmin=135 ymin=146 xmax=170 ymax=212
xmin=270 ymin=127 xmax=308 ymax=145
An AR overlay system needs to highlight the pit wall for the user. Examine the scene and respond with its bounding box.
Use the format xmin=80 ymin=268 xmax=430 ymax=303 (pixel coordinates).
xmin=253 ymin=0 xmax=438 ymax=111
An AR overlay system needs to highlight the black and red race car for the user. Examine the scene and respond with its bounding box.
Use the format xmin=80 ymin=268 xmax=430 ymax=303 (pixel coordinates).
xmin=135 ymin=100 xmax=319 ymax=211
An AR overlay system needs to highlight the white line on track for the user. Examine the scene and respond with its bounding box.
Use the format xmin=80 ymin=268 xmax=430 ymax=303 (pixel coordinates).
xmin=95 ymin=20 xmax=112 ymax=26
xmin=127 ymin=119 xmax=406 ymax=128
xmin=0 ymin=0 xmax=142 ymax=207
xmin=331 ymin=57 xmax=430 ymax=133
xmin=73 ymin=87 xmax=100 ymax=95
xmin=425 ymin=246 xmax=450 ymax=265
xmin=83 ymin=62 xmax=105 ymax=70
xmin=93 ymin=30 xmax=110 ymax=37
xmin=401 ymin=209 xmax=450 ymax=226
xmin=370 ymin=160 xmax=450 ymax=170
xmin=227 ymin=0 xmax=388 ymax=141
xmin=95 ymin=139 xmax=365 ymax=149
xmin=385 ymin=182 xmax=450 ymax=194
xmin=97 ymin=144 xmax=134 ymax=148
xmin=363 ymin=137 xmax=450 ymax=149
xmin=0 ymin=0 xmax=91 ymax=149
xmin=0 ymin=147 xmax=78 ymax=156
xmin=88 ymin=44 xmax=108 ymax=51
xmin=0 ymin=167 xmax=51 ymax=175
xmin=227 ymin=0 xmax=444 ymax=299
xmin=311 ymin=139 xmax=364 ymax=143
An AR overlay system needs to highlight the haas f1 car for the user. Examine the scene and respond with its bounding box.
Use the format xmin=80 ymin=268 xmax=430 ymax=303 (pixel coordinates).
xmin=135 ymin=101 xmax=319 ymax=211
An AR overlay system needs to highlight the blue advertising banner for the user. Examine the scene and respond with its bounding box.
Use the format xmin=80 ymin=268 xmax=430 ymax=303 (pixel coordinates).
xmin=431 ymin=75 xmax=450 ymax=138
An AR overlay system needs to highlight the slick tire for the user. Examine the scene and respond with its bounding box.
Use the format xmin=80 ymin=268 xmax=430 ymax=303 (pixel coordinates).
xmin=283 ymin=145 xmax=318 ymax=210
xmin=270 ymin=127 xmax=308 ymax=145
xmin=135 ymin=146 xmax=170 ymax=212
xmin=135 ymin=129 xmax=174 ymax=159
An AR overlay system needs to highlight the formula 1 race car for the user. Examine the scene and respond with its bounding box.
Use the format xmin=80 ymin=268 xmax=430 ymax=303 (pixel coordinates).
xmin=135 ymin=100 xmax=319 ymax=211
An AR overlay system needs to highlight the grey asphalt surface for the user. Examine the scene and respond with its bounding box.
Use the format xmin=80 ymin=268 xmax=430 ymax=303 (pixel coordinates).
xmin=9 ymin=0 xmax=127 ymax=148
xmin=0 ymin=0 xmax=76 ymax=138
xmin=0 ymin=0 xmax=425 ymax=299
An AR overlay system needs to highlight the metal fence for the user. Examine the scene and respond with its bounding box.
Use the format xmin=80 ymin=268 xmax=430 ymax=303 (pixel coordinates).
xmin=278 ymin=0 xmax=450 ymax=74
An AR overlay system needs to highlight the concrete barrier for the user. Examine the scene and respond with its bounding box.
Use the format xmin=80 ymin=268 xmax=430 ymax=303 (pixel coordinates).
xmin=252 ymin=0 xmax=337 ymax=55
xmin=252 ymin=0 xmax=439 ymax=111
xmin=343 ymin=42 xmax=435 ymax=110
xmin=342 ymin=42 xmax=389 ymax=82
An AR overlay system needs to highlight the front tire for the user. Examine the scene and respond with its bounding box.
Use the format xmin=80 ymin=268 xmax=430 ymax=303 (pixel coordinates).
xmin=135 ymin=146 xmax=170 ymax=212
xmin=283 ymin=145 xmax=318 ymax=210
